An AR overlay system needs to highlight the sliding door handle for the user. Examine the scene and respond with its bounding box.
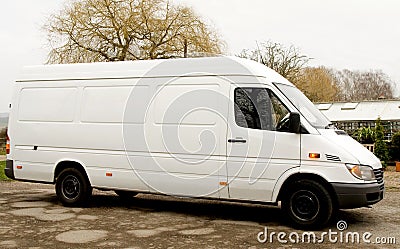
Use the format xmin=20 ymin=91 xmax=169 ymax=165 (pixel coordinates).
xmin=228 ymin=138 xmax=247 ymax=143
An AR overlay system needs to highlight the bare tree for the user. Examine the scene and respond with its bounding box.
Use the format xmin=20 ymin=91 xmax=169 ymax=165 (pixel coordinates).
xmin=45 ymin=0 xmax=223 ymax=63
xmin=298 ymin=66 xmax=340 ymax=102
xmin=333 ymin=69 xmax=395 ymax=101
xmin=238 ymin=41 xmax=310 ymax=84
xmin=239 ymin=41 xmax=396 ymax=102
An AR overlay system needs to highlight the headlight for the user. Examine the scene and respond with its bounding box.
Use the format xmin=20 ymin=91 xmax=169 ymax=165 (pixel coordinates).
xmin=346 ymin=164 xmax=376 ymax=181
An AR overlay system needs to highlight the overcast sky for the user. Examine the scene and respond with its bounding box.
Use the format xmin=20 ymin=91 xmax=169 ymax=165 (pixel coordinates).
xmin=1 ymin=0 xmax=399 ymax=113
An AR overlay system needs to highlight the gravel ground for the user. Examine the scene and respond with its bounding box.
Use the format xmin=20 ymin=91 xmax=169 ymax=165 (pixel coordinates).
xmin=0 ymin=167 xmax=399 ymax=249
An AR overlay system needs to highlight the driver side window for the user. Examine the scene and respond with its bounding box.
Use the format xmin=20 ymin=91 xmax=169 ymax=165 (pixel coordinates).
xmin=234 ymin=87 xmax=290 ymax=132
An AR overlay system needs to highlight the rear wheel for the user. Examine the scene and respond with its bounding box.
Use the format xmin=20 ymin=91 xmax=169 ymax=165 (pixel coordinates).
xmin=282 ymin=179 xmax=334 ymax=229
xmin=55 ymin=168 xmax=92 ymax=206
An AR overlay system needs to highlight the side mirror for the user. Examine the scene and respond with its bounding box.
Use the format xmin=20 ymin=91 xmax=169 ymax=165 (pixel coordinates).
xmin=289 ymin=112 xmax=301 ymax=134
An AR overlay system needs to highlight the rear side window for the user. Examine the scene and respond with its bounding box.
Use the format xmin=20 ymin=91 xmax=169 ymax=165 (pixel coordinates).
xmin=234 ymin=87 xmax=289 ymax=131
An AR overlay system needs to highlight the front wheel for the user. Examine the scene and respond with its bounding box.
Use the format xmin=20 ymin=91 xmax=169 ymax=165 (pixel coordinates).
xmin=55 ymin=168 xmax=92 ymax=206
xmin=282 ymin=179 xmax=334 ymax=229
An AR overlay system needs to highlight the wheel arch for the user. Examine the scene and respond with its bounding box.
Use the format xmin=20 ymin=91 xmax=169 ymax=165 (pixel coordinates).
xmin=276 ymin=173 xmax=338 ymax=208
xmin=53 ymin=160 xmax=91 ymax=185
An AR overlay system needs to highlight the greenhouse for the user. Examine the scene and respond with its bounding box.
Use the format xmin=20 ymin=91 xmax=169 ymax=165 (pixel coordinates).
xmin=316 ymin=100 xmax=400 ymax=141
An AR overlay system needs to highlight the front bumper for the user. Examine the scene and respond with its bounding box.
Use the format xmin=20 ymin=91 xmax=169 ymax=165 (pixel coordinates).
xmin=332 ymin=182 xmax=384 ymax=209
xmin=4 ymin=160 xmax=15 ymax=180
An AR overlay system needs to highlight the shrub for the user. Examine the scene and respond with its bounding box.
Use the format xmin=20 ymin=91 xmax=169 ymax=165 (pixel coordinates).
xmin=374 ymin=118 xmax=389 ymax=168
xmin=391 ymin=131 xmax=400 ymax=161
xmin=0 ymin=127 xmax=7 ymax=151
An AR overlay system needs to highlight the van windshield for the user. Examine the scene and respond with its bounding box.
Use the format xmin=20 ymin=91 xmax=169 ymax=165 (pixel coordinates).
xmin=274 ymin=83 xmax=331 ymax=129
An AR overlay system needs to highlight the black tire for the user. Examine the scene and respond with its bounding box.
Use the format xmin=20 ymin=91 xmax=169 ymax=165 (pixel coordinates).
xmin=282 ymin=179 xmax=334 ymax=230
xmin=55 ymin=168 xmax=92 ymax=207
xmin=115 ymin=190 xmax=138 ymax=200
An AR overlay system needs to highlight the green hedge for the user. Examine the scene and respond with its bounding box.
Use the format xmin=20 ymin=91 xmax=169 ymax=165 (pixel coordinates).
xmin=0 ymin=161 xmax=11 ymax=181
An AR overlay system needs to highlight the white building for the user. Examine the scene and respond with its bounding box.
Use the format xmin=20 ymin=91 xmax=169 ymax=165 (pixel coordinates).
xmin=316 ymin=100 xmax=400 ymax=141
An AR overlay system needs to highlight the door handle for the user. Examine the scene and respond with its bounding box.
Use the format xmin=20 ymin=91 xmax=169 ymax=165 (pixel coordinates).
xmin=228 ymin=138 xmax=247 ymax=143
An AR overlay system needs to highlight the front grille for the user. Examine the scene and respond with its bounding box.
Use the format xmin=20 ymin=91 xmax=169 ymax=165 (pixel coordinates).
xmin=325 ymin=154 xmax=341 ymax=162
xmin=373 ymin=169 xmax=384 ymax=185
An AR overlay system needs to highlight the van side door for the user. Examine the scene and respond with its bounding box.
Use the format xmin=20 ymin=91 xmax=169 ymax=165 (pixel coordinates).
xmin=225 ymin=85 xmax=301 ymax=202
xmin=128 ymin=76 xmax=231 ymax=198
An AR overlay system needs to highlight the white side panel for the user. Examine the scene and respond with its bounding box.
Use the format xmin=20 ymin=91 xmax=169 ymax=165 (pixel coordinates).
xmin=226 ymin=158 xmax=276 ymax=200
xmin=13 ymin=80 xmax=138 ymax=152
xmin=18 ymin=87 xmax=77 ymax=122
xmin=147 ymin=80 xmax=227 ymax=156
xmin=154 ymin=84 xmax=219 ymax=125
xmin=86 ymin=168 xmax=150 ymax=191
xmin=13 ymin=160 xmax=54 ymax=182
xmin=81 ymin=86 xmax=133 ymax=123
xmin=128 ymin=154 xmax=224 ymax=197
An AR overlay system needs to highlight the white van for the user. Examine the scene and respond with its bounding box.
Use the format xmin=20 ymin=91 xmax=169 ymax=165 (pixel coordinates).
xmin=5 ymin=56 xmax=384 ymax=228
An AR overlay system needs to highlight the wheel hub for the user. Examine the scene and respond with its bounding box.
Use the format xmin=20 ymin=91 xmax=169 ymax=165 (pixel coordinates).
xmin=62 ymin=175 xmax=80 ymax=199
xmin=291 ymin=190 xmax=320 ymax=221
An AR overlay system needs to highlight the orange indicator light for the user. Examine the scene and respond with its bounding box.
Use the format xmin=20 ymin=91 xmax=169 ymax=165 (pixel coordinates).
xmin=6 ymin=134 xmax=10 ymax=154
xmin=309 ymin=153 xmax=320 ymax=159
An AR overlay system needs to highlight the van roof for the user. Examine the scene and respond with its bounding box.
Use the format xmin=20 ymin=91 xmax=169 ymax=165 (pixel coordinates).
xmin=17 ymin=56 xmax=293 ymax=86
